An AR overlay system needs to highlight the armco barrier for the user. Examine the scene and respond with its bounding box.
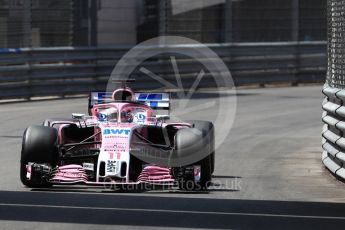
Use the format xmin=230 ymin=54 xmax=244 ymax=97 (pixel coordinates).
xmin=322 ymin=84 xmax=345 ymax=179
xmin=0 ymin=42 xmax=326 ymax=100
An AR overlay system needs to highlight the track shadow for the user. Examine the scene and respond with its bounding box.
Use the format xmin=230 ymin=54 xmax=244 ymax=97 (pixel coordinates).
xmin=0 ymin=135 xmax=22 ymax=139
xmin=0 ymin=190 xmax=345 ymax=229
xmin=212 ymin=175 xmax=242 ymax=179
xmin=32 ymin=182 xmax=239 ymax=194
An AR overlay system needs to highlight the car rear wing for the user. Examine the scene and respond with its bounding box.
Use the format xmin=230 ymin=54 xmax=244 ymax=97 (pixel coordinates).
xmin=88 ymin=91 xmax=170 ymax=115
xmin=135 ymin=93 xmax=170 ymax=111
xmin=88 ymin=92 xmax=113 ymax=113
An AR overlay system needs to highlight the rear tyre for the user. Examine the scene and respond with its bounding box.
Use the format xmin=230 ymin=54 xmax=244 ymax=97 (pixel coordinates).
xmin=20 ymin=125 xmax=58 ymax=188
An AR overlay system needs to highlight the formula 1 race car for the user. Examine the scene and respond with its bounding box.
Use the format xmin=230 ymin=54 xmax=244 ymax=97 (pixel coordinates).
xmin=20 ymin=84 xmax=215 ymax=191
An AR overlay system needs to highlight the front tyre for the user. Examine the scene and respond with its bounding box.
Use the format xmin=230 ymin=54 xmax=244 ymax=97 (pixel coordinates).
xmin=20 ymin=125 xmax=58 ymax=188
xmin=188 ymin=120 xmax=215 ymax=174
xmin=175 ymin=155 xmax=212 ymax=191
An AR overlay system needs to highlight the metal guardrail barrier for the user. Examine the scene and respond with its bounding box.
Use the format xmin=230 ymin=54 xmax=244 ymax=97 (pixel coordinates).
xmin=0 ymin=42 xmax=326 ymax=100
xmin=322 ymin=84 xmax=345 ymax=179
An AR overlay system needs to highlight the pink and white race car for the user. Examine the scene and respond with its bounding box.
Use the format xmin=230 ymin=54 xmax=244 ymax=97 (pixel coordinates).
xmin=20 ymin=85 xmax=215 ymax=191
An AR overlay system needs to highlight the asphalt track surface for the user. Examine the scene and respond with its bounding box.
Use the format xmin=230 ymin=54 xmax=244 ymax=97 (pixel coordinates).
xmin=1 ymin=86 xmax=345 ymax=229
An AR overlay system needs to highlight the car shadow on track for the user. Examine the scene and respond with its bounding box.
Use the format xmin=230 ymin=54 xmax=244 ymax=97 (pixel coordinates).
xmin=29 ymin=174 xmax=243 ymax=194
xmin=212 ymin=175 xmax=242 ymax=179
xmin=0 ymin=190 xmax=345 ymax=229
xmin=30 ymin=182 xmax=240 ymax=194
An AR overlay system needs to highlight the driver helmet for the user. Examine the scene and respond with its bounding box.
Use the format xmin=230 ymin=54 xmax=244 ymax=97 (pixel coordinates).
xmin=121 ymin=111 xmax=133 ymax=123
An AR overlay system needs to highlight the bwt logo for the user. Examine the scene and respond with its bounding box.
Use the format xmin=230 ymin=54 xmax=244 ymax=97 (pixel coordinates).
xmin=103 ymin=129 xmax=130 ymax=135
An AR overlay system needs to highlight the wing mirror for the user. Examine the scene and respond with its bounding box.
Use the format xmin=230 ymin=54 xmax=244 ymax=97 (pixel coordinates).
xmin=72 ymin=113 xmax=85 ymax=119
xmin=156 ymin=115 xmax=170 ymax=122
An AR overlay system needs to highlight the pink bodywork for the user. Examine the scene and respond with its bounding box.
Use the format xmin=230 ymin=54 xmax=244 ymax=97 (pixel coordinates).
xmin=51 ymin=165 xmax=88 ymax=183
xmin=44 ymin=100 xmax=191 ymax=187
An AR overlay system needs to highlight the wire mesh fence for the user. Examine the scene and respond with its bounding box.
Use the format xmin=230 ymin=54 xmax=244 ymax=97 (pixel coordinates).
xmin=163 ymin=0 xmax=326 ymax=43
xmin=0 ymin=0 xmax=328 ymax=48
xmin=327 ymin=0 xmax=345 ymax=88
xmin=0 ymin=0 xmax=73 ymax=48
